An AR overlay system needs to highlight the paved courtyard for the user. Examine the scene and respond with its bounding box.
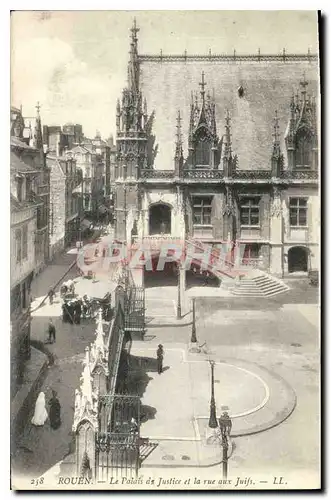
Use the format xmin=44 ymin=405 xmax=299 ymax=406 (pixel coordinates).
xmin=12 ymin=250 xmax=320 ymax=487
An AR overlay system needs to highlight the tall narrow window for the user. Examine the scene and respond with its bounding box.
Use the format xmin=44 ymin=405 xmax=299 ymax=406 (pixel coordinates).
xmin=295 ymin=132 xmax=312 ymax=169
xmin=15 ymin=228 xmax=22 ymax=263
xmin=195 ymin=138 xmax=210 ymax=167
xmin=22 ymin=225 xmax=28 ymax=259
xmin=289 ymin=198 xmax=308 ymax=226
xmin=25 ymin=178 xmax=32 ymax=199
xmin=240 ymin=197 xmax=260 ymax=226
xmin=21 ymin=281 xmax=27 ymax=309
xmin=17 ymin=178 xmax=23 ymax=202
xmin=11 ymin=284 xmax=21 ymax=314
xmin=193 ymin=197 xmax=212 ymax=225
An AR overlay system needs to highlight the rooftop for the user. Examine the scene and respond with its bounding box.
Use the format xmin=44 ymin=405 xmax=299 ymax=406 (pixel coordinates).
xmin=10 ymin=151 xmax=39 ymax=174
xmin=11 ymin=136 xmax=37 ymax=152
xmin=140 ymin=57 xmax=319 ymax=170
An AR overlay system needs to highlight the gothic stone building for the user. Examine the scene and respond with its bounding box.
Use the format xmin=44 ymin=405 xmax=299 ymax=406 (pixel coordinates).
xmin=113 ymin=21 xmax=319 ymax=283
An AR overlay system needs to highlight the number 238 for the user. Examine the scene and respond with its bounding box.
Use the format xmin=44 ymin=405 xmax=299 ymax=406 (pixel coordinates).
xmin=31 ymin=477 xmax=44 ymax=486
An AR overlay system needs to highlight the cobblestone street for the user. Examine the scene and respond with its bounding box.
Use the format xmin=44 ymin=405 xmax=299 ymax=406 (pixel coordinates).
xmin=12 ymin=254 xmax=319 ymax=485
xmin=12 ymin=247 xmax=114 ymax=479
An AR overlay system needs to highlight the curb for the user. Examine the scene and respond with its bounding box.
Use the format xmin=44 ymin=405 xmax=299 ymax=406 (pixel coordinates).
xmin=30 ymin=252 xmax=78 ymax=313
xmin=11 ymin=348 xmax=49 ymax=452
xmin=137 ymin=351 xmax=298 ymax=469
xmin=141 ymin=438 xmax=235 ymax=469
xmin=146 ymin=321 xmax=192 ymax=328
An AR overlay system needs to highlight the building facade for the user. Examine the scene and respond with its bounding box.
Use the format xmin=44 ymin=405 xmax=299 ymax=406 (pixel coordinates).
xmin=12 ymin=106 xmax=50 ymax=274
xmin=113 ymin=21 xmax=319 ymax=280
xmin=10 ymin=105 xmax=51 ymax=395
xmin=47 ymin=154 xmax=82 ymax=259
xmin=66 ymin=144 xmax=104 ymax=222
xmin=43 ymin=123 xmax=84 ymax=156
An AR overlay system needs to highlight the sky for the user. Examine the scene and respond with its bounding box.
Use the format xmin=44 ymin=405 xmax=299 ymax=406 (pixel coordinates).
xmin=10 ymin=10 xmax=319 ymax=140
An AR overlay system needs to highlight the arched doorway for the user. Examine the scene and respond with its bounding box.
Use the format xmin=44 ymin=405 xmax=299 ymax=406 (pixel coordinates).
xmin=149 ymin=203 xmax=171 ymax=235
xmin=288 ymin=246 xmax=309 ymax=273
xmin=144 ymin=253 xmax=178 ymax=288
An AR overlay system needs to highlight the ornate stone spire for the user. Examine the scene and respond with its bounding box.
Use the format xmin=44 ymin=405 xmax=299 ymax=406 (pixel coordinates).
xmin=175 ymin=110 xmax=184 ymax=176
xmin=118 ymin=18 xmax=146 ymax=136
xmin=143 ymin=97 xmax=148 ymax=127
xmin=210 ymin=89 xmax=217 ymax=137
xmin=189 ymin=93 xmax=195 ymax=150
xmin=116 ymin=99 xmax=121 ymax=133
xmin=128 ymin=18 xmax=140 ymax=93
xmin=300 ymin=71 xmax=309 ymax=102
xmin=175 ymin=110 xmax=183 ymax=158
xmin=290 ymin=93 xmax=296 ymax=122
xmin=272 ymin=110 xmax=280 ymax=158
xmin=187 ymin=74 xmax=221 ymax=169
xmin=81 ymin=347 xmax=93 ymax=405
xmin=224 ymin=110 xmax=232 ymax=159
xmin=199 ymin=71 xmax=206 ymax=107
xmin=285 ymin=74 xmax=317 ymax=170
xmin=222 ymin=110 xmax=238 ymax=175
xmin=34 ymin=101 xmax=45 ymax=166
xmin=95 ymin=308 xmax=105 ymax=353
xmin=271 ymin=110 xmax=283 ymax=177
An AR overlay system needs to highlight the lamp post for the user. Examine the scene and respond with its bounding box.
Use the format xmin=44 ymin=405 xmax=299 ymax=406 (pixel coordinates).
xmin=191 ymin=297 xmax=197 ymax=343
xmin=219 ymin=411 xmax=232 ymax=480
xmin=208 ymin=360 xmax=218 ymax=428
xmin=177 ymin=263 xmax=182 ymax=319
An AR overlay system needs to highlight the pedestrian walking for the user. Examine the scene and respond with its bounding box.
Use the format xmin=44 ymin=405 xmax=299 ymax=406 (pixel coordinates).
xmin=48 ymin=289 xmax=55 ymax=305
xmin=74 ymin=300 xmax=82 ymax=324
xmin=156 ymin=344 xmax=164 ymax=374
xmin=48 ymin=390 xmax=61 ymax=430
xmin=48 ymin=319 xmax=56 ymax=343
xmin=31 ymin=392 xmax=48 ymax=426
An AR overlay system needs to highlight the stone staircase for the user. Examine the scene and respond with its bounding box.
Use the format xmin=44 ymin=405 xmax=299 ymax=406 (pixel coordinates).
xmin=227 ymin=270 xmax=290 ymax=298
xmin=184 ymin=238 xmax=290 ymax=298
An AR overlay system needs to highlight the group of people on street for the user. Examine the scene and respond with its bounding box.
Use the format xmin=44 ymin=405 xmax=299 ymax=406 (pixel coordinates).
xmin=62 ymin=298 xmax=82 ymax=324
xmin=31 ymin=390 xmax=61 ymax=430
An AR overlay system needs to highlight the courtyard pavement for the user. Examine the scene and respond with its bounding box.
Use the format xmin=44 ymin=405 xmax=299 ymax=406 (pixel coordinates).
xmin=11 ymin=256 xmax=320 ymax=488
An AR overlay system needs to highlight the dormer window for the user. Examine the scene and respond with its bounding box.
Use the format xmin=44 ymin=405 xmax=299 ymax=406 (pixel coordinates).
xmin=194 ymin=127 xmax=211 ymax=168
xmin=295 ymin=130 xmax=312 ymax=169
xmin=196 ymin=137 xmax=210 ymax=167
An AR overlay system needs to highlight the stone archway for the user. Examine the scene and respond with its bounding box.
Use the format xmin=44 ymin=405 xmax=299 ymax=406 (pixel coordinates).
xmin=149 ymin=203 xmax=172 ymax=235
xmin=288 ymin=246 xmax=309 ymax=273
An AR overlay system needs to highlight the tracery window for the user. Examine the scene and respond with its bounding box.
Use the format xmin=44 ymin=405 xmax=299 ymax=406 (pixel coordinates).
xmin=195 ymin=138 xmax=210 ymax=167
xmin=295 ymin=131 xmax=312 ymax=169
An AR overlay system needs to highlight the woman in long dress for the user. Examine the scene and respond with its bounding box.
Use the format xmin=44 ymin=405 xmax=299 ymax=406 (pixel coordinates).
xmin=49 ymin=390 xmax=61 ymax=430
xmin=31 ymin=392 xmax=48 ymax=426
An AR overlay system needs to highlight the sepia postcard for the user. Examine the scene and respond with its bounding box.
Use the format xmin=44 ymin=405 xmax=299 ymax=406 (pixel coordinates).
xmin=10 ymin=10 xmax=321 ymax=490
